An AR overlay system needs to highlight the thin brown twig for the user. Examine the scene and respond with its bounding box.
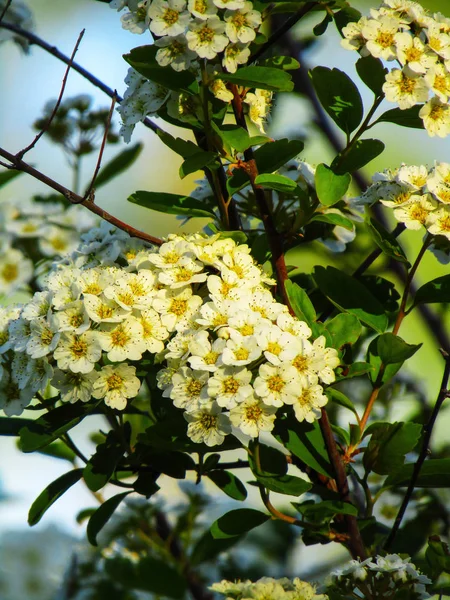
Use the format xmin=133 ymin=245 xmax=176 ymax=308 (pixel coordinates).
xmin=0 ymin=0 xmax=12 ymax=24
xmin=84 ymin=92 xmax=117 ymax=200
xmin=384 ymin=350 xmax=450 ymax=550
xmin=0 ymin=146 xmax=163 ymax=245
xmin=16 ymin=29 xmax=85 ymax=160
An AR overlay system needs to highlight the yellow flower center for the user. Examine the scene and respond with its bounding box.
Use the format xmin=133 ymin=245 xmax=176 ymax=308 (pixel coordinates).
xmin=238 ymin=324 xmax=254 ymax=336
xmin=221 ymin=282 xmax=234 ymax=297
xmin=428 ymin=104 xmax=446 ymax=122
xmin=405 ymin=47 xmax=422 ymax=62
xmin=267 ymin=375 xmax=285 ymax=393
xmin=409 ymin=204 xmax=428 ymax=224
xmin=170 ymin=298 xmax=188 ymax=316
xmin=434 ymin=75 xmax=448 ymax=94
xmin=230 ymin=264 xmax=245 ymax=278
xmin=411 ymin=175 xmax=427 ymax=187
xmin=163 ymin=8 xmax=179 ymax=25
xmin=125 ymin=250 xmax=137 ymax=260
xmin=97 ymin=304 xmax=114 ymax=320
xmin=129 ymin=281 xmax=145 ymax=296
xmin=141 ymin=319 xmax=153 ymax=338
xmin=223 ymin=376 xmax=239 ymax=394
xmin=0 ymin=331 xmax=8 ymax=345
xmin=107 ymin=373 xmax=124 ymax=390
xmin=266 ymin=342 xmax=282 ymax=356
xmin=84 ymin=283 xmax=102 ymax=295
xmin=244 ymin=404 xmax=262 ymax=421
xmin=1 ymin=263 xmax=18 ymax=282
xmin=70 ymin=337 xmax=88 ymax=357
xmin=110 ymin=326 xmax=130 ymax=348
xmin=252 ymin=305 xmax=268 ymax=319
xmin=438 ymin=188 xmax=450 ymax=203
xmin=176 ymin=267 xmax=194 ymax=282
xmin=198 ymin=26 xmax=215 ymax=43
xmin=187 ymin=379 xmax=203 ymax=397
xmin=438 ymin=215 xmax=450 ymax=231
xmin=232 ymin=13 xmax=247 ymax=27
xmin=297 ymin=389 xmax=312 ymax=406
xmin=213 ymin=313 xmax=228 ymax=327
xmin=398 ymin=74 xmax=417 ymax=94
xmin=22 ymin=223 xmax=37 ymax=233
xmin=234 ymin=348 xmax=249 ymax=361
xmin=194 ymin=0 xmax=207 ymax=13
xmin=376 ymin=31 xmax=394 ymax=48
xmin=164 ymin=251 xmax=181 ymax=264
xmin=70 ymin=314 xmax=84 ymax=328
xmin=40 ymin=328 xmax=54 ymax=346
xmin=51 ymin=237 xmax=67 ymax=252
xmin=117 ymin=292 xmax=135 ymax=306
xmin=392 ymin=191 xmax=412 ymax=204
xmin=200 ymin=413 xmax=217 ymax=430
xmin=293 ymin=354 xmax=308 ymax=373
xmin=429 ymin=36 xmax=442 ymax=52
xmin=204 ymin=351 xmax=219 ymax=365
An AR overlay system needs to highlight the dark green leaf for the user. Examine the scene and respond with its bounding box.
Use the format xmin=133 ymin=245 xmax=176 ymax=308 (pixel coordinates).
xmin=274 ymin=414 xmax=333 ymax=478
xmin=257 ymin=474 xmax=311 ymax=496
xmin=87 ymin=492 xmax=131 ymax=546
xmin=414 ymin=275 xmax=450 ymax=306
xmin=315 ymin=164 xmax=351 ymax=206
xmin=37 ymin=441 xmax=76 ymax=462
xmin=259 ymin=56 xmax=300 ymax=70
xmin=207 ymin=470 xmax=247 ymax=501
xmin=313 ymin=12 xmax=332 ymax=36
xmin=325 ymin=313 xmax=361 ymax=349
xmin=255 ymin=173 xmax=298 ymax=193
xmin=179 ymin=151 xmax=217 ymax=178
xmin=28 ymin=469 xmax=83 ymax=526
xmin=284 ymin=280 xmax=316 ymax=326
xmin=326 ymin=388 xmax=357 ymax=415
xmin=128 ymin=191 xmax=216 ymax=218
xmin=218 ymin=66 xmax=294 ymax=92
xmin=356 ymin=56 xmax=387 ymax=96
xmin=156 ymin=130 xmax=199 ymax=158
xmin=366 ymin=217 xmax=409 ymax=264
xmin=83 ymin=431 xmax=126 ymax=492
xmin=375 ymin=105 xmax=424 ymax=129
xmin=367 ymin=336 xmax=403 ymax=385
xmin=362 ymin=275 xmax=400 ymax=312
xmin=76 ymin=508 xmax=96 ymax=524
xmin=191 ymin=530 xmax=242 ymax=565
xmin=310 ymin=212 xmax=354 ymax=230
xmin=335 ymin=361 xmax=374 ymax=381
xmin=93 ymin=143 xmax=143 ymax=190
xmin=0 ymin=169 xmax=22 ymax=188
xmin=248 ymin=440 xmax=288 ymax=476
xmin=385 ymin=459 xmax=450 ymax=488
xmin=105 ymin=555 xmax=187 ymax=598
xmin=313 ymin=266 xmax=388 ymax=333
xmin=310 ymin=67 xmax=363 ymax=135
xmin=426 ymin=536 xmax=450 ymax=578
xmin=0 ymin=417 xmax=34 ymax=436
xmin=217 ymin=125 xmax=268 ymax=153
xmin=363 ymin=422 xmax=422 ymax=475
xmin=210 ymin=508 xmax=269 ymax=539
xmin=295 ymin=499 xmax=357 ymax=521
xmin=332 ymin=139 xmax=385 ymax=174
xmin=376 ymin=333 xmax=421 ymax=365
xmin=124 ymin=45 xmax=198 ymax=94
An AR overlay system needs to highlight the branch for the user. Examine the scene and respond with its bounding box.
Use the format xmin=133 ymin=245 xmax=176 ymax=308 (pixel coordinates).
xmin=16 ymin=29 xmax=85 ymax=160
xmin=0 ymin=0 xmax=12 ymax=24
xmin=384 ymin=350 xmax=450 ymax=551
xmin=0 ymin=146 xmax=163 ymax=245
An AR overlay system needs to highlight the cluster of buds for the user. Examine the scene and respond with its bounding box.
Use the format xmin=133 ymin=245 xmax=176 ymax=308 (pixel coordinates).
xmin=342 ymin=0 xmax=450 ymax=137
xmin=210 ymin=576 xmax=327 ymax=600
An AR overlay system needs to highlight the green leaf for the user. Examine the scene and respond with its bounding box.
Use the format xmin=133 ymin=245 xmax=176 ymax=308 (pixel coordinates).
xmin=315 ymin=163 xmax=351 ymax=206
xmin=20 ymin=402 xmax=98 ymax=453
xmin=218 ymin=66 xmax=294 ymax=92
xmin=217 ymin=124 xmax=269 ymax=153
xmin=295 ymin=499 xmax=357 ymax=522
xmin=313 ymin=12 xmax=333 ymax=36
xmin=179 ymin=151 xmax=217 ymax=178
xmin=83 ymin=430 xmax=126 ymax=492
xmin=87 ymin=492 xmax=131 ymax=546
xmin=310 ymin=66 xmax=363 ymax=135
xmin=414 ymin=275 xmax=450 ymax=306
xmin=333 ymin=6 xmax=362 ymax=34
xmin=426 ymin=536 xmax=450 ymax=579
xmin=310 ymin=212 xmax=354 ymax=230
xmin=156 ymin=130 xmax=199 ymax=158
xmin=385 ymin=459 xmax=450 ymax=488
xmin=105 ymin=555 xmax=187 ymax=599
xmin=332 ymin=139 xmax=385 ymax=174
xmin=248 ymin=440 xmax=288 ymax=476
xmin=284 ymin=280 xmax=316 ymax=326
xmin=257 ymin=474 xmax=311 ymax=496
xmin=255 ymin=173 xmax=297 ymax=193
xmin=274 ymin=414 xmax=333 ymax=478
xmin=325 ymin=313 xmax=362 ymax=350
xmin=367 ymin=336 xmax=403 ymax=385
xmin=259 ymin=56 xmax=300 ymax=71
xmin=375 ymin=105 xmax=424 ymax=129
xmin=191 ymin=530 xmax=242 ymax=565
xmin=0 ymin=169 xmax=22 ymax=188
xmin=124 ymin=45 xmax=198 ymax=94
xmin=363 ymin=422 xmax=422 ymax=475
xmin=356 ymin=56 xmax=387 ymax=96
xmin=207 ymin=470 xmax=247 ymax=501
xmin=128 ymin=191 xmax=216 ymax=219
xmin=326 ymin=388 xmax=357 ymax=415
xmin=93 ymin=143 xmax=143 ymax=190
xmin=335 ymin=361 xmax=374 ymax=381
xmin=210 ymin=508 xmax=269 ymax=539
xmin=376 ymin=333 xmax=421 ymax=365
xmin=0 ymin=417 xmax=34 ymax=436
xmin=366 ymin=217 xmax=409 ymax=264
xmin=28 ymin=469 xmax=83 ymax=526
xmin=37 ymin=441 xmax=76 ymax=462
xmin=313 ymin=266 xmax=388 ymax=333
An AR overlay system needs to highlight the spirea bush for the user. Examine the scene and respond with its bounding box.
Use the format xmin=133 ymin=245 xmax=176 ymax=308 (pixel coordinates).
xmin=2 ymin=0 xmax=450 ymax=598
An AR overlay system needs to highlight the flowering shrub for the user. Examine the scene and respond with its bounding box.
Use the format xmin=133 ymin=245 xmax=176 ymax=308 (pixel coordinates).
xmin=2 ymin=0 xmax=450 ymax=597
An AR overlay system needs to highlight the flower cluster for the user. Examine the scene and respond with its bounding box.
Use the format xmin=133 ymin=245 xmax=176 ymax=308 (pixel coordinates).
xmin=330 ymin=554 xmax=431 ymax=599
xmin=0 ymin=225 xmax=339 ymax=447
xmin=211 ymin=576 xmax=328 ymax=600
xmin=342 ymin=0 xmax=450 ymax=137
xmin=0 ymin=197 xmax=98 ymax=297
xmin=355 ymin=162 xmax=450 ymax=259
xmin=117 ymin=66 xmax=272 ymax=141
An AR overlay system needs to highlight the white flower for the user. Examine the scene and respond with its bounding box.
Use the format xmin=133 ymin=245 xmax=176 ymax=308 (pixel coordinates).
xmin=196 ymin=299 xmax=230 ymax=329
xmin=52 ymin=369 xmax=99 ymax=404
xmin=158 ymin=261 xmax=207 ymax=288
xmin=26 ymin=315 xmax=60 ymax=359
xmin=121 ymin=0 xmax=151 ymax=33
xmin=396 ymin=164 xmax=428 ymax=190
xmin=395 ymin=31 xmax=436 ymax=74
xmin=186 ymin=17 xmax=229 ymax=60
xmin=184 ymin=402 xmax=231 ymax=446
xmin=153 ymin=287 xmax=202 ymax=332
xmin=21 ymin=291 xmax=53 ymax=321
xmin=38 ymin=226 xmax=79 ymax=257
xmin=155 ymin=35 xmax=197 ymax=71
xmin=209 ymin=77 xmax=234 ymax=102
xmin=254 ymin=324 xmax=297 ymax=365
xmin=188 ymin=330 xmax=225 ymax=372
xmin=420 ymin=97 xmax=450 ymax=137
xmin=188 ymin=0 xmax=217 ymax=20
xmin=276 ymin=312 xmax=312 ymax=338
xmin=165 ymin=329 xmax=196 ymax=360
xmin=224 ymin=3 xmax=261 ymax=43
xmin=222 ymin=42 xmax=250 ymax=73
xmin=383 ymin=68 xmax=429 ymax=109
xmin=170 ymin=366 xmax=209 ymax=411
xmin=148 ymin=239 xmax=195 ymax=269
xmin=5 ymin=216 xmax=46 ymax=238
xmin=292 ymin=383 xmax=328 ymax=423
xmin=77 ymin=269 xmax=116 ymax=296
xmin=207 ymin=365 xmax=253 ymax=408
xmin=212 ymin=0 xmax=245 ymax=10
xmin=426 ymin=205 xmax=450 ymax=239
xmin=92 ymin=363 xmax=141 ymax=410
xmin=378 ymin=182 xmax=418 ymax=207
xmin=361 ymin=16 xmax=400 ymax=60
xmin=0 ymin=372 xmax=35 ymax=416
xmin=97 ymin=316 xmax=146 ymax=362
xmin=8 ymin=317 xmax=31 ymax=352
xmin=11 ymin=352 xmax=31 ymax=389
xmin=222 ymin=332 xmax=261 ymax=366
xmin=424 ymin=63 xmax=450 ymax=102
xmin=0 ymin=247 xmax=33 ymax=294
xmin=223 ymin=309 xmax=265 ymax=338
xmin=54 ymin=301 xmax=90 ymax=334
xmin=249 ymin=286 xmax=283 ymax=321
xmin=253 ymin=363 xmax=299 ymax=407
xmin=148 ymin=0 xmax=191 ymax=36
xmin=53 ymin=331 xmax=102 ymax=373
xmin=83 ymin=294 xmax=128 ymax=323
xmin=229 ymin=397 xmax=277 ymax=437
xmin=426 ymin=25 xmax=450 ymax=60
xmin=244 ymin=89 xmax=272 ymax=133
xmin=138 ymin=308 xmax=169 ymax=353
xmin=104 ymin=270 xmax=156 ymax=311
xmin=393 ymin=194 xmax=438 ymax=229
xmin=341 ymin=19 xmax=369 ymax=52
xmin=26 ymin=357 xmax=54 ymax=394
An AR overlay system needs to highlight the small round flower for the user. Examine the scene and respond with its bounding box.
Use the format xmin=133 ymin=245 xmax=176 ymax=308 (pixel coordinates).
xmin=0 ymin=372 xmax=35 ymax=416
xmin=158 ymin=261 xmax=207 ymax=288
xmin=222 ymin=42 xmax=250 ymax=73
xmin=229 ymin=397 xmax=277 ymax=437
xmin=52 ymin=369 xmax=99 ymax=404
xmin=393 ymin=194 xmax=438 ymax=229
xmin=121 ymin=0 xmax=150 ymax=33
xmin=291 ymin=383 xmax=328 ymax=423
xmin=104 ymin=270 xmax=156 ymax=311
xmin=83 ymin=294 xmax=128 ymax=323
xmin=97 ymin=316 xmax=146 ymax=362
xmin=207 ymin=365 xmax=253 ymax=408
xmin=361 ymin=15 xmax=400 ymax=60
xmin=188 ymin=330 xmax=225 ymax=372
xmin=395 ymin=31 xmax=436 ymax=74
xmin=222 ymin=332 xmax=261 ymax=366
xmin=38 ymin=226 xmax=79 ymax=257
xmin=396 ymin=164 xmax=428 ymax=190
xmin=253 ymin=363 xmax=299 ymax=407
xmin=420 ymin=97 xmax=450 ymax=137
xmin=254 ymin=324 xmax=297 ymax=365
xmin=212 ymin=0 xmax=245 ymax=10
xmin=92 ymin=363 xmax=141 ymax=410
xmin=53 ymin=331 xmax=102 ymax=373
xmin=382 ymin=68 xmax=429 ymax=110
xmin=0 ymin=247 xmax=33 ymax=295
xmin=186 ymin=17 xmax=229 ymax=60
xmin=138 ymin=308 xmax=169 ymax=353
xmin=243 ymin=89 xmax=272 ymax=134
xmin=427 ymin=205 xmax=450 ymax=239
xmin=55 ymin=301 xmax=90 ymax=334
xmin=21 ymin=291 xmax=53 ymax=321
xmin=148 ymin=239 xmax=195 ymax=269
xmin=224 ymin=3 xmax=261 ymax=44
xmin=188 ymin=0 xmax=217 ymax=20
xmin=155 ymin=35 xmax=197 ymax=71
xmin=209 ymin=77 xmax=234 ymax=102
xmin=148 ymin=0 xmax=191 ymax=37
xmin=184 ymin=402 xmax=231 ymax=446
xmin=170 ymin=366 xmax=210 ymax=411
xmin=153 ymin=287 xmax=202 ymax=332
xmin=424 ymin=63 xmax=450 ymax=102
xmin=26 ymin=315 xmax=60 ymax=359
